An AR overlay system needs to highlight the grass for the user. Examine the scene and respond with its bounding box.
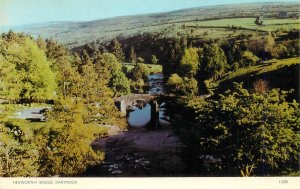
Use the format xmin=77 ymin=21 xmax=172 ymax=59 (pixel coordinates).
xmin=6 ymin=118 xmax=48 ymax=130
xmin=6 ymin=118 xmax=108 ymax=137
xmin=206 ymin=57 xmax=300 ymax=91
xmin=147 ymin=64 xmax=162 ymax=73
xmin=124 ymin=63 xmax=162 ymax=74
xmin=187 ymin=18 xmax=300 ymax=32
xmin=192 ymin=18 xmax=257 ymax=28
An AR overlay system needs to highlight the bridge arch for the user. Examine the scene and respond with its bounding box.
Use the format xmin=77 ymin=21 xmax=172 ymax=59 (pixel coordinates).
xmin=115 ymin=94 xmax=165 ymax=127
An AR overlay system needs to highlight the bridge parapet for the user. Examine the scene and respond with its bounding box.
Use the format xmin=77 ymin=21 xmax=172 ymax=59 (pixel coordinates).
xmin=115 ymin=94 xmax=157 ymax=107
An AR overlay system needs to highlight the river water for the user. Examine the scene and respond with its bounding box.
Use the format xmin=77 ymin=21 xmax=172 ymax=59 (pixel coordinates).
xmin=127 ymin=73 xmax=170 ymax=128
xmin=86 ymin=73 xmax=186 ymax=176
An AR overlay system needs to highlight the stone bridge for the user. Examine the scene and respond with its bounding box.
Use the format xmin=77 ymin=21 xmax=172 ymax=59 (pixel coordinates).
xmin=114 ymin=94 xmax=164 ymax=117
xmin=115 ymin=94 xmax=157 ymax=106
xmin=114 ymin=93 xmax=211 ymax=127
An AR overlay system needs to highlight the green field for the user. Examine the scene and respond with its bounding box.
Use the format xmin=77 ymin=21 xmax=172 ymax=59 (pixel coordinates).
xmin=124 ymin=63 xmax=162 ymax=74
xmin=187 ymin=18 xmax=300 ymax=31
xmin=206 ymin=57 xmax=300 ymax=91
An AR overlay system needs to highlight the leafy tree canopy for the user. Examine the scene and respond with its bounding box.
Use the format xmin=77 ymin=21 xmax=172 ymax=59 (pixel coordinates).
xmin=0 ymin=35 xmax=56 ymax=104
xmin=187 ymin=83 xmax=299 ymax=175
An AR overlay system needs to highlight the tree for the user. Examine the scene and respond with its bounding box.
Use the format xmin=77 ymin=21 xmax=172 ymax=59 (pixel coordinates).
xmin=136 ymin=79 xmax=145 ymax=93
xmin=255 ymin=16 xmax=263 ymax=26
xmin=188 ymin=83 xmax=300 ymax=175
xmin=202 ymin=43 xmax=228 ymax=78
xmin=109 ymin=71 xmax=131 ymax=97
xmin=272 ymin=44 xmax=288 ymax=59
xmin=77 ymin=62 xmax=118 ymax=124
xmin=167 ymin=73 xmax=184 ymax=93
xmin=182 ymin=77 xmax=198 ymax=97
xmin=253 ymin=79 xmax=269 ymax=94
xmin=132 ymin=63 xmax=150 ymax=81
xmin=240 ymin=50 xmax=259 ymax=67
xmin=45 ymin=38 xmax=69 ymax=71
xmin=130 ymin=46 xmax=137 ymax=64
xmin=264 ymin=35 xmax=275 ymax=53
xmin=94 ymin=53 xmax=130 ymax=97
xmin=0 ymin=123 xmax=40 ymax=176
xmin=179 ymin=47 xmax=200 ymax=77
xmin=56 ymin=52 xmax=121 ymax=125
xmin=248 ymin=36 xmax=275 ymax=60
xmin=151 ymin=55 xmax=158 ymax=64
xmin=57 ymin=54 xmax=81 ymax=98
xmin=137 ymin=57 xmax=145 ymax=63
xmin=96 ymin=53 xmax=122 ymax=78
xmin=36 ymin=35 xmax=46 ymax=51
xmin=167 ymin=74 xmax=197 ymax=97
xmin=222 ymin=41 xmax=245 ymax=68
xmin=39 ymin=98 xmax=105 ymax=176
xmin=0 ymin=59 xmax=22 ymax=103
xmin=111 ymin=38 xmax=125 ymax=62
xmin=0 ymin=32 xmax=125 ymax=177
xmin=1 ymin=36 xmax=56 ymax=104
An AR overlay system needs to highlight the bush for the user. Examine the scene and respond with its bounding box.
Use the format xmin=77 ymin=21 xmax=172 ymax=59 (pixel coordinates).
xmin=167 ymin=74 xmax=198 ymax=97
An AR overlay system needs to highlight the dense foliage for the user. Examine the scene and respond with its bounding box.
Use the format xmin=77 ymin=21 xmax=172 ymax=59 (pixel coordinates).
xmin=38 ymin=98 xmax=105 ymax=176
xmin=0 ymin=122 xmax=40 ymax=176
xmin=0 ymin=32 xmax=56 ymax=104
xmin=173 ymin=83 xmax=300 ymax=176
xmin=0 ymin=31 xmax=127 ymax=176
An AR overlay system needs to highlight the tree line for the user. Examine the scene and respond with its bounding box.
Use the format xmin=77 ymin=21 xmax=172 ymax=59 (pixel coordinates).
xmin=78 ymin=29 xmax=299 ymax=98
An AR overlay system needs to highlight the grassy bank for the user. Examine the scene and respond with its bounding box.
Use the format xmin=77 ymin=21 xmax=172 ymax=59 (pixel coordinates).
xmin=124 ymin=63 xmax=162 ymax=74
xmin=206 ymin=57 xmax=300 ymax=92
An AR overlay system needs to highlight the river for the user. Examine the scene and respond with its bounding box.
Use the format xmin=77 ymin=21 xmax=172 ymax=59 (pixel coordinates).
xmin=86 ymin=73 xmax=187 ymax=176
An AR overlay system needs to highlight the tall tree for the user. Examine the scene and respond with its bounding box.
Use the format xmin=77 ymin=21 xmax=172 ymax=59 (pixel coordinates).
xmin=109 ymin=71 xmax=131 ymax=97
xmin=132 ymin=63 xmax=150 ymax=81
xmin=0 ymin=107 xmax=40 ymax=177
xmin=202 ymin=43 xmax=228 ymax=78
xmin=111 ymin=38 xmax=125 ymax=62
xmin=167 ymin=73 xmax=184 ymax=93
xmin=1 ymin=36 xmax=56 ymax=104
xmin=255 ymin=16 xmax=263 ymax=26
xmin=39 ymin=98 xmax=105 ymax=176
xmin=130 ymin=46 xmax=137 ymax=64
xmin=179 ymin=47 xmax=200 ymax=78
xmin=0 ymin=58 xmax=22 ymax=103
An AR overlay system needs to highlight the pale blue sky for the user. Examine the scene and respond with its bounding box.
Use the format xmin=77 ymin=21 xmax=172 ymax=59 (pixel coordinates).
xmin=0 ymin=0 xmax=297 ymax=26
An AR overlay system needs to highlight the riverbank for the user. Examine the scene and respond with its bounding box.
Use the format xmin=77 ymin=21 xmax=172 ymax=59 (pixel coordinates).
xmin=90 ymin=126 xmax=186 ymax=176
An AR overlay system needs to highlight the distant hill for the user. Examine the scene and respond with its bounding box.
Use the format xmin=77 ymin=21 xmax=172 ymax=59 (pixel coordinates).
xmin=2 ymin=2 xmax=299 ymax=48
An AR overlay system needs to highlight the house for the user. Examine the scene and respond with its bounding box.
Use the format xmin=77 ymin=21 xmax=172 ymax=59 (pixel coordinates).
xmin=277 ymin=11 xmax=288 ymax=18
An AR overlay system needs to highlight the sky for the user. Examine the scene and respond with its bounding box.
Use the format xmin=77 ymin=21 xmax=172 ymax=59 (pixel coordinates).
xmin=0 ymin=0 xmax=297 ymax=26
